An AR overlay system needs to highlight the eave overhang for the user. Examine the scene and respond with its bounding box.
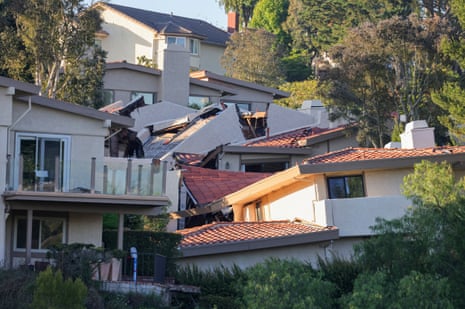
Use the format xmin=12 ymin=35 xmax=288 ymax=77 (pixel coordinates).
xmin=180 ymin=228 xmax=339 ymax=257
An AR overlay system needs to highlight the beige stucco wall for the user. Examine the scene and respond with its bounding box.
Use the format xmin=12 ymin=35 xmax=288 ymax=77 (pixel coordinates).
xmin=365 ymin=168 xmax=412 ymax=196
xmin=198 ymin=44 xmax=226 ymax=74
xmin=268 ymin=184 xmax=316 ymax=222
xmin=68 ymin=213 xmax=103 ymax=246
xmin=177 ymin=237 xmax=361 ymax=271
xmin=100 ymin=10 xmax=155 ymax=64
xmin=104 ymin=68 xmax=161 ymax=104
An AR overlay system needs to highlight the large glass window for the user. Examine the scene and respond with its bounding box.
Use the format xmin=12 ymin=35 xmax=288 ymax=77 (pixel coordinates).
xmin=15 ymin=133 xmax=70 ymax=192
xmin=188 ymin=96 xmax=211 ymax=109
xmin=15 ymin=217 xmax=65 ymax=250
xmin=167 ymin=36 xmax=186 ymax=47
xmin=131 ymin=92 xmax=157 ymax=104
xmin=327 ymin=175 xmax=365 ymax=199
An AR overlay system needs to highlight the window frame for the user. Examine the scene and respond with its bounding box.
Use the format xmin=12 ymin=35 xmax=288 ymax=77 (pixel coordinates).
xmin=130 ymin=91 xmax=157 ymax=104
xmin=326 ymin=174 xmax=365 ymax=199
xmin=14 ymin=216 xmax=66 ymax=252
xmin=167 ymin=36 xmax=186 ymax=48
xmin=189 ymin=38 xmax=199 ymax=55
xmin=14 ymin=133 xmax=71 ymax=192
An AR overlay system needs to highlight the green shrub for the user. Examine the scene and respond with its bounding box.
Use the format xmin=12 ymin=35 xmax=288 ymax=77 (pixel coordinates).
xmin=175 ymin=264 xmax=245 ymax=309
xmin=317 ymin=254 xmax=361 ymax=297
xmin=32 ymin=267 xmax=87 ymax=309
xmin=0 ymin=267 xmax=36 ymax=308
xmin=241 ymin=258 xmax=337 ymax=309
xmin=47 ymin=243 xmax=104 ymax=285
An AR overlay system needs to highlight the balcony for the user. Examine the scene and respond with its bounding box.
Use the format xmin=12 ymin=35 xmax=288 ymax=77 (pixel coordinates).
xmin=5 ymin=156 xmax=167 ymax=197
xmin=313 ymin=196 xmax=412 ymax=237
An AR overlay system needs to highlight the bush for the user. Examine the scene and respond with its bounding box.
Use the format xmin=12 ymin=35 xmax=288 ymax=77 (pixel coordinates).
xmin=32 ymin=267 xmax=87 ymax=309
xmin=241 ymin=258 xmax=337 ymax=309
xmin=175 ymin=264 xmax=245 ymax=309
xmin=0 ymin=267 xmax=36 ymax=308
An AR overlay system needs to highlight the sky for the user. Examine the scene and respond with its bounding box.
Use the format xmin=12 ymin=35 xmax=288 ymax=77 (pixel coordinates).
xmin=86 ymin=0 xmax=228 ymax=30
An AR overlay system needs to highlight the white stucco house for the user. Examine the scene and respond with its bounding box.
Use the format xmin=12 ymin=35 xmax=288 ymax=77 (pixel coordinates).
xmin=93 ymin=2 xmax=230 ymax=74
xmin=174 ymin=121 xmax=465 ymax=270
xmin=0 ymin=76 xmax=178 ymax=268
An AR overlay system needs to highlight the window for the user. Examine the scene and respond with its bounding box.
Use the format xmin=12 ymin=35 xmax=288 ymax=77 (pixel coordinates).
xmin=188 ymin=96 xmax=211 ymax=109
xmin=242 ymin=161 xmax=289 ymax=173
xmin=102 ymin=89 xmax=114 ymax=105
xmin=327 ymin=175 xmax=365 ymax=199
xmin=189 ymin=38 xmax=199 ymax=55
xmin=167 ymin=36 xmax=186 ymax=47
xmin=130 ymin=92 xmax=157 ymax=104
xmin=255 ymin=201 xmax=263 ymax=221
xmin=224 ymin=102 xmax=251 ymax=111
xmin=15 ymin=133 xmax=70 ymax=192
xmin=15 ymin=217 xmax=65 ymax=250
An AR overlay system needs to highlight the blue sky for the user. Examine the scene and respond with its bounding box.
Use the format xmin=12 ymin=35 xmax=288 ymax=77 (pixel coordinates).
xmin=85 ymin=0 xmax=228 ymax=30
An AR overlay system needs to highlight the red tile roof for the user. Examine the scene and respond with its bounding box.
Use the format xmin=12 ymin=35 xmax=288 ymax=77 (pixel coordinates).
xmin=243 ymin=125 xmax=349 ymax=148
xmin=174 ymin=152 xmax=206 ymax=166
xmin=177 ymin=221 xmax=337 ymax=248
xmin=303 ymin=146 xmax=465 ymax=165
xmin=182 ymin=166 xmax=271 ymax=205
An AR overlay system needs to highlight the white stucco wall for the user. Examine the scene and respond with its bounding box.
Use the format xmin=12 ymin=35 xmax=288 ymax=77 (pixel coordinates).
xmin=177 ymin=237 xmax=361 ymax=271
xmin=68 ymin=213 xmax=103 ymax=246
xmin=268 ymin=185 xmax=316 ymax=222
xmin=365 ymin=168 xmax=412 ymax=196
xmin=100 ymin=10 xmax=155 ymax=64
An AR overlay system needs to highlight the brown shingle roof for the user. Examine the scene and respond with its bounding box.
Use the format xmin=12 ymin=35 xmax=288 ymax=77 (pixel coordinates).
xmin=182 ymin=166 xmax=270 ymax=205
xmin=177 ymin=221 xmax=337 ymax=248
xmin=303 ymin=146 xmax=465 ymax=165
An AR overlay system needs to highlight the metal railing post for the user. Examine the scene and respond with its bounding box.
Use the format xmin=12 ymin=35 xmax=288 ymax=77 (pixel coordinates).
xmin=18 ymin=155 xmax=24 ymax=191
xmin=103 ymin=165 xmax=108 ymax=194
xmin=54 ymin=156 xmax=60 ymax=192
xmin=125 ymin=159 xmax=132 ymax=195
xmin=90 ymin=157 xmax=96 ymax=194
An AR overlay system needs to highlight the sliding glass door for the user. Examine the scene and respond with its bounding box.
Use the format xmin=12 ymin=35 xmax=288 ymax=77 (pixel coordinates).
xmin=15 ymin=133 xmax=70 ymax=192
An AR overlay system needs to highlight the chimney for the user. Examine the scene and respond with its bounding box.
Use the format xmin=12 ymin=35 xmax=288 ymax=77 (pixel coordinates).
xmin=400 ymin=120 xmax=435 ymax=149
xmin=227 ymin=11 xmax=239 ymax=33
xmin=159 ymin=44 xmax=190 ymax=106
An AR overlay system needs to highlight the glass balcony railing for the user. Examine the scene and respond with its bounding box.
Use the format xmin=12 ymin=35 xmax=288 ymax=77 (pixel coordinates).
xmin=5 ymin=155 xmax=167 ymax=197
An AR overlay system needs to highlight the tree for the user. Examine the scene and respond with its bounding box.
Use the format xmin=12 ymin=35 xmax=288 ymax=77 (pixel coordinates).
xmin=241 ymin=258 xmax=337 ymax=309
xmin=431 ymin=0 xmax=465 ymax=143
xmin=217 ymin=0 xmax=259 ymax=28
xmin=32 ymin=267 xmax=87 ymax=309
xmin=1 ymin=0 xmax=105 ymax=108
xmin=354 ymin=160 xmax=465 ymax=307
xmin=318 ymin=14 xmax=449 ymax=147
xmin=249 ymin=0 xmax=289 ymax=45
xmin=222 ymin=28 xmax=285 ymax=87
xmin=277 ymin=80 xmax=319 ymax=109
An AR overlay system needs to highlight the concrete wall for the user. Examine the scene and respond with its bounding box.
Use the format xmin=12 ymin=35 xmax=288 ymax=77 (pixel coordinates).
xmin=177 ymin=237 xmax=361 ymax=271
